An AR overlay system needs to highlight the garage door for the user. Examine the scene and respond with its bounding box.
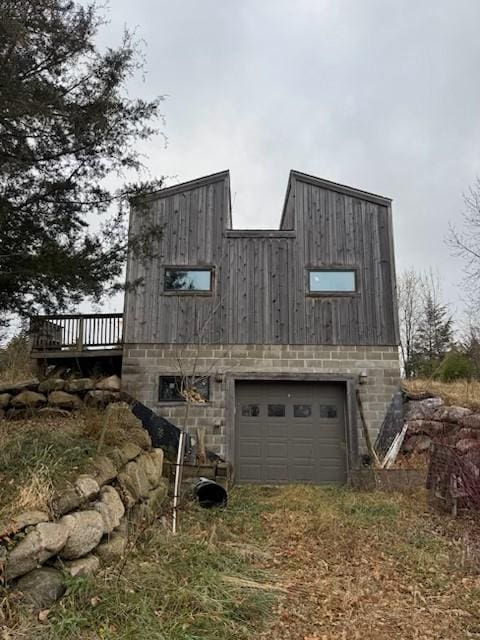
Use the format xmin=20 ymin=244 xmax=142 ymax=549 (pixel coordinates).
xmin=235 ymin=381 xmax=347 ymax=484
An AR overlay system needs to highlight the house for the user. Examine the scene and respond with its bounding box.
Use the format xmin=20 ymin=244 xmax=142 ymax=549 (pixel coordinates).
xmin=121 ymin=169 xmax=400 ymax=484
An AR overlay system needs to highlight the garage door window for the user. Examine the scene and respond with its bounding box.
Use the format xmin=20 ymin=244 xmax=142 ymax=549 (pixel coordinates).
xmin=320 ymin=404 xmax=338 ymax=418
xmin=294 ymin=404 xmax=312 ymax=418
xmin=241 ymin=404 xmax=260 ymax=417
xmin=268 ymin=404 xmax=285 ymax=417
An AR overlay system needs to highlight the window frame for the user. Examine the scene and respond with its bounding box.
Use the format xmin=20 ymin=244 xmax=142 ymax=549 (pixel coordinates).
xmin=158 ymin=375 xmax=210 ymax=404
xmin=306 ymin=267 xmax=359 ymax=297
xmin=162 ymin=266 xmax=214 ymax=295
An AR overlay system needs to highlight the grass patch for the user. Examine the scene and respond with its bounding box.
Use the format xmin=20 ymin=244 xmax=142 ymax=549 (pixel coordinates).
xmin=31 ymin=490 xmax=276 ymax=640
xmin=403 ymin=378 xmax=480 ymax=411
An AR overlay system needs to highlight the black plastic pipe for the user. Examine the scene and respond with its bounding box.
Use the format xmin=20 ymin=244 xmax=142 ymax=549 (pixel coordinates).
xmin=193 ymin=477 xmax=228 ymax=508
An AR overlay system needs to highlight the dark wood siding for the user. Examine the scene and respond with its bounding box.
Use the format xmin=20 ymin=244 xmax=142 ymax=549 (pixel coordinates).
xmin=124 ymin=171 xmax=399 ymax=346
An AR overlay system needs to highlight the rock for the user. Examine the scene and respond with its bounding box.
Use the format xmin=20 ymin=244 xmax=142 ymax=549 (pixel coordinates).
xmin=130 ymin=481 xmax=168 ymax=525
xmin=0 ymin=379 xmax=39 ymax=394
xmin=74 ymin=475 xmax=100 ymax=501
xmin=38 ymin=378 xmax=65 ymax=393
xmin=62 ymin=554 xmax=100 ymax=577
xmin=462 ymin=414 xmax=480 ymax=430
xmin=10 ymin=390 xmax=46 ymax=408
xmin=64 ymin=378 xmax=94 ymax=393
xmin=85 ymin=390 xmax=120 ymax=407
xmin=91 ymin=455 xmax=117 ymax=486
xmin=0 ymin=408 xmax=4 ymax=420
xmin=406 ymin=419 xmax=449 ymax=436
xmin=117 ymin=460 xmax=151 ymax=507
xmin=432 ymin=405 xmax=472 ymax=425
xmin=96 ymin=375 xmax=121 ymax=392
xmin=405 ymin=397 xmax=443 ymax=421
xmin=402 ymin=434 xmax=432 ymax=453
xmin=129 ymin=427 xmax=152 ymax=450
xmin=109 ymin=443 xmax=142 ymax=468
xmin=0 ymin=510 xmax=50 ymax=537
xmin=94 ymin=533 xmax=126 ymax=564
xmin=93 ymin=486 xmax=125 ymax=533
xmin=0 ymin=393 xmax=11 ymax=408
xmin=137 ymin=450 xmax=164 ymax=488
xmin=51 ymin=489 xmax=82 ymax=517
xmin=60 ymin=511 xmax=105 ymax=559
xmin=48 ymin=390 xmax=82 ymax=410
xmin=5 ymin=522 xmax=69 ymax=581
xmin=455 ymin=439 xmax=480 ymax=454
xmin=16 ymin=568 xmax=65 ymax=611
xmin=38 ymin=407 xmax=71 ymax=418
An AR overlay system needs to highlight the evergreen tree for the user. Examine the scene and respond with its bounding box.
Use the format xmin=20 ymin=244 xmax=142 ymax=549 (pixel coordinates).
xmin=0 ymin=0 xmax=163 ymax=323
xmin=410 ymin=294 xmax=453 ymax=377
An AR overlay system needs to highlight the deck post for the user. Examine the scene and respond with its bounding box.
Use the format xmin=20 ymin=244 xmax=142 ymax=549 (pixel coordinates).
xmin=77 ymin=317 xmax=85 ymax=351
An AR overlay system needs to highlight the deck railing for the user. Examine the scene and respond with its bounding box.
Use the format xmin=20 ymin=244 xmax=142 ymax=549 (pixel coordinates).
xmin=30 ymin=313 xmax=123 ymax=351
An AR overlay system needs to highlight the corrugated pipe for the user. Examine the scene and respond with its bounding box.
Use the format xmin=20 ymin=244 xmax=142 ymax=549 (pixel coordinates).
xmin=193 ymin=477 xmax=228 ymax=508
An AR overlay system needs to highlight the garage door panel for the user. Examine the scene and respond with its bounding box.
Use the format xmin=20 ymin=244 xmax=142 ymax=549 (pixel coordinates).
xmin=236 ymin=381 xmax=347 ymax=484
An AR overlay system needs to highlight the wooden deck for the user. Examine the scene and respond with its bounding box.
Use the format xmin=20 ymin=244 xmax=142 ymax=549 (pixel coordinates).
xmin=29 ymin=313 xmax=124 ymax=359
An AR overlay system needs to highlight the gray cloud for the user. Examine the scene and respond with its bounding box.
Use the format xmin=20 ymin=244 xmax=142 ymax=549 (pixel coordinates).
xmin=97 ymin=0 xmax=480 ymax=316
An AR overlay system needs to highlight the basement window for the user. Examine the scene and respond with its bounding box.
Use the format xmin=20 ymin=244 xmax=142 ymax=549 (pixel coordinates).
xmin=164 ymin=268 xmax=212 ymax=292
xmin=158 ymin=376 xmax=210 ymax=403
xmin=308 ymin=269 xmax=357 ymax=294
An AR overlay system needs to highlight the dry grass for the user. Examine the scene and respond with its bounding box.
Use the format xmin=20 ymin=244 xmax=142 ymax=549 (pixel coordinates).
xmin=5 ymin=486 xmax=480 ymax=639
xmin=0 ymin=407 xmax=142 ymax=523
xmin=0 ymin=335 xmax=34 ymax=384
xmin=403 ymin=378 xmax=480 ymax=411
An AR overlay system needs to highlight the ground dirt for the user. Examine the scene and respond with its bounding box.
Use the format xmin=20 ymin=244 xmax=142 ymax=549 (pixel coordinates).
xmin=5 ymin=485 xmax=480 ymax=640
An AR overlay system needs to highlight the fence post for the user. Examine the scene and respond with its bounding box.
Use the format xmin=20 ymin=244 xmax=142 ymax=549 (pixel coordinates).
xmin=78 ymin=317 xmax=84 ymax=351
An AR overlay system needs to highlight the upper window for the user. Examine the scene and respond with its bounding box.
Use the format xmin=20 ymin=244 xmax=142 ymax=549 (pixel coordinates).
xmin=164 ymin=268 xmax=212 ymax=292
xmin=308 ymin=269 xmax=356 ymax=294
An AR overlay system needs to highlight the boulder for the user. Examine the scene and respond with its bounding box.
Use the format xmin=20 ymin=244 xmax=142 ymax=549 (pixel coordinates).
xmin=405 ymin=397 xmax=443 ymax=421
xmin=0 ymin=510 xmax=50 ymax=537
xmin=64 ymin=377 xmax=94 ymax=393
xmin=406 ymin=419 xmax=449 ymax=437
xmin=16 ymin=567 xmax=65 ymax=611
xmin=10 ymin=390 xmax=46 ymax=408
xmin=402 ymin=434 xmax=432 ymax=453
xmin=38 ymin=378 xmax=65 ymax=393
xmin=462 ymin=414 xmax=480 ymax=430
xmin=5 ymin=522 xmax=69 ymax=581
xmin=38 ymin=407 xmax=71 ymax=418
xmin=51 ymin=489 xmax=83 ymax=517
xmin=0 ymin=393 xmax=11 ymax=408
xmin=96 ymin=375 xmax=121 ymax=392
xmin=129 ymin=427 xmax=152 ymax=450
xmin=0 ymin=379 xmax=39 ymax=394
xmin=432 ymin=405 xmax=472 ymax=425
xmin=62 ymin=554 xmax=100 ymax=577
xmin=455 ymin=439 xmax=480 ymax=454
xmin=91 ymin=455 xmax=117 ymax=486
xmin=85 ymin=390 xmax=120 ymax=407
xmin=93 ymin=486 xmax=125 ymax=533
xmin=48 ymin=390 xmax=82 ymax=409
xmin=117 ymin=460 xmax=151 ymax=507
xmin=94 ymin=532 xmax=126 ymax=564
xmin=60 ymin=510 xmax=105 ymax=560
xmin=109 ymin=443 xmax=142 ymax=468
xmin=74 ymin=475 xmax=100 ymax=501
xmin=130 ymin=481 xmax=168 ymax=525
xmin=138 ymin=450 xmax=164 ymax=489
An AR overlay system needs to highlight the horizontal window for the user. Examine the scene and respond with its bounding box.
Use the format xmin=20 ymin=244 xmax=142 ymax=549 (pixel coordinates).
xmin=158 ymin=376 xmax=209 ymax=402
xmin=308 ymin=269 xmax=356 ymax=293
xmin=164 ymin=268 xmax=212 ymax=292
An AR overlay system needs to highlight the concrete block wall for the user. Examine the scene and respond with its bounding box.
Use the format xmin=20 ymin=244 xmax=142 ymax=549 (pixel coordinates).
xmin=122 ymin=344 xmax=400 ymax=460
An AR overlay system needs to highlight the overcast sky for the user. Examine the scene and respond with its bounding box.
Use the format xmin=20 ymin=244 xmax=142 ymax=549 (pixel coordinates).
xmin=98 ymin=0 xmax=480 ymax=318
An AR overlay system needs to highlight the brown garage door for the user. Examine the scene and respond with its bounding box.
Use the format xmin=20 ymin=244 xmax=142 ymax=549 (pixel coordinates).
xmin=235 ymin=381 xmax=347 ymax=484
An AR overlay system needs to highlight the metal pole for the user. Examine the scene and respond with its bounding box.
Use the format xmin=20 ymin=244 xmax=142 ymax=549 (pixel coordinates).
xmin=172 ymin=430 xmax=186 ymax=534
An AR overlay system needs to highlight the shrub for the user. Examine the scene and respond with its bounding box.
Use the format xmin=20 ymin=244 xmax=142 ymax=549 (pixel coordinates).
xmin=438 ymin=351 xmax=473 ymax=382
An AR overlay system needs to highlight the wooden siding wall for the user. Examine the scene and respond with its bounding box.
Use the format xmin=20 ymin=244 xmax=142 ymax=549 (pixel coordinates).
xmin=124 ymin=173 xmax=399 ymax=346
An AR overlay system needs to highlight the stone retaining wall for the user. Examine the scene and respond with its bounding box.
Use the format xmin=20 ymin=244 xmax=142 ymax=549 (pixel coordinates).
xmin=0 ymin=375 xmax=122 ymax=419
xmin=0 ymin=422 xmax=167 ymax=611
